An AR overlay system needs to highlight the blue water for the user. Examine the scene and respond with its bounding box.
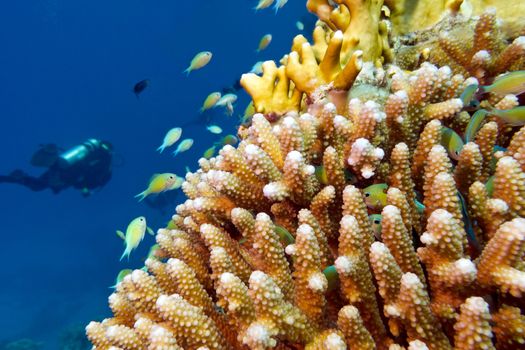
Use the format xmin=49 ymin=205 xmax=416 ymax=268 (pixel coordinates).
xmin=0 ymin=1 xmax=313 ymax=348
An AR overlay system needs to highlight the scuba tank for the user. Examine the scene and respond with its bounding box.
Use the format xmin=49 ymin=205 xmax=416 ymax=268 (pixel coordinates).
xmin=57 ymin=139 xmax=109 ymax=169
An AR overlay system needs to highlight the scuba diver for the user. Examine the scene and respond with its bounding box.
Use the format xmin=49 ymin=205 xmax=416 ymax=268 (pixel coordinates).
xmin=0 ymin=138 xmax=113 ymax=197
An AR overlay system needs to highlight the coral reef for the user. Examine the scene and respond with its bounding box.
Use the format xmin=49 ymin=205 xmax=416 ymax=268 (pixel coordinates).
xmin=88 ymin=1 xmax=525 ymax=349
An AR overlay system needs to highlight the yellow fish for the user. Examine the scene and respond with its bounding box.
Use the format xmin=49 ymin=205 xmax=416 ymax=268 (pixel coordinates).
xmin=135 ymin=173 xmax=178 ymax=201
xmin=200 ymin=92 xmax=221 ymax=113
xmin=254 ymin=0 xmax=274 ymax=11
xmin=363 ymin=183 xmax=388 ymax=211
xmin=173 ymin=139 xmax=194 ymax=156
xmin=488 ymin=106 xmax=525 ymax=126
xmin=116 ymin=216 xmax=154 ymax=260
xmin=256 ymin=34 xmax=272 ymax=52
xmin=240 ymin=101 xmax=255 ymax=126
xmin=368 ymin=214 xmax=382 ymax=240
xmin=183 ymin=51 xmax=212 ymax=75
xmin=482 ymin=70 xmax=525 ymax=96
xmin=110 ymin=269 xmax=133 ymax=288
xmin=441 ymin=127 xmax=464 ymax=160
xmin=203 ymin=145 xmax=216 ymax=159
xmin=168 ymin=175 xmax=184 ymax=190
xmin=156 ymin=127 xmax=181 ymax=153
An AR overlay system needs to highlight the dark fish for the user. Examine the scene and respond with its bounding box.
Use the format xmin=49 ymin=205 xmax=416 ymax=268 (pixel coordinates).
xmin=133 ymin=79 xmax=150 ymax=98
xmin=221 ymin=78 xmax=242 ymax=95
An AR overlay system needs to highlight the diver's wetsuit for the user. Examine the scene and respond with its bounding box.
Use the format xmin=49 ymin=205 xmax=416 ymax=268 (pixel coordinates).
xmin=0 ymin=139 xmax=112 ymax=196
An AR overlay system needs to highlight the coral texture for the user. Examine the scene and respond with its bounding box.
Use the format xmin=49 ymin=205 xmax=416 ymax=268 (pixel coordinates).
xmin=88 ymin=1 xmax=525 ymax=349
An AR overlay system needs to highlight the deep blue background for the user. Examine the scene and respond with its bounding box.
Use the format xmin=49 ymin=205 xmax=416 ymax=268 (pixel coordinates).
xmin=0 ymin=0 xmax=312 ymax=348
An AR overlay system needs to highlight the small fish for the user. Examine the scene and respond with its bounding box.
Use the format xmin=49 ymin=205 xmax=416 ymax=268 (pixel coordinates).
xmin=256 ymin=34 xmax=272 ymax=52
xmin=157 ymin=127 xmax=182 ymax=153
xmin=482 ymin=70 xmax=525 ymax=96
xmin=250 ymin=61 xmax=264 ymax=75
xmin=441 ymin=127 xmax=464 ymax=161
xmin=216 ymin=94 xmax=238 ymax=117
xmin=110 ymin=269 xmax=133 ymax=288
xmin=215 ymin=93 xmax=238 ymax=107
xmin=296 ymin=21 xmax=304 ymax=30
xmin=369 ymin=214 xmax=382 ymax=240
xmin=460 ymin=83 xmax=480 ymax=109
xmin=489 ymin=145 xmax=507 ymax=171
xmin=254 ymin=0 xmax=274 ymax=11
xmin=133 ymin=79 xmax=150 ymax=98
xmin=168 ymin=176 xmax=185 ymax=190
xmin=314 ymin=166 xmax=329 ymax=185
xmin=173 ymin=139 xmax=194 ymax=156
xmin=363 ymin=183 xmax=388 ymax=211
xmin=274 ymin=225 xmax=295 ymax=246
xmin=240 ymin=101 xmax=255 ymax=126
xmin=135 ymin=173 xmax=178 ymax=201
xmin=488 ymin=106 xmax=525 ymax=126
xmin=166 ymin=220 xmax=179 ymax=230
xmin=183 ymin=51 xmax=212 ymax=75
xmin=414 ymin=199 xmax=425 ymax=214
xmin=323 ymin=265 xmax=339 ymax=293
xmin=314 ymin=165 xmax=357 ymax=185
xmin=117 ymin=216 xmax=154 ymax=260
xmin=200 ymin=92 xmax=221 ymax=113
xmin=207 ymin=125 xmax=223 ymax=134
xmin=464 ymin=109 xmax=487 ymax=143
xmin=273 ymin=0 xmax=288 ymax=13
xmin=203 ymin=145 xmax=216 ymax=159
xmin=217 ymin=134 xmax=238 ymax=147
xmin=457 ymin=191 xmax=480 ymax=252
xmin=146 ymin=244 xmax=164 ymax=260
xmin=485 ymin=175 xmax=494 ymax=197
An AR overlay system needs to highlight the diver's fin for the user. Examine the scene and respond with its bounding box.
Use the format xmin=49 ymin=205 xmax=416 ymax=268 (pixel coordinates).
xmin=30 ymin=143 xmax=60 ymax=167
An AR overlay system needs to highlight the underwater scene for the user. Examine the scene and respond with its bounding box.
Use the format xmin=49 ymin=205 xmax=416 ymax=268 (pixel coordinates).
xmin=0 ymin=0 xmax=524 ymax=349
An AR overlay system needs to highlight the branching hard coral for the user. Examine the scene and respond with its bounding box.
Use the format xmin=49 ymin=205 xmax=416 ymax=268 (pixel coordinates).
xmin=89 ymin=1 xmax=525 ymax=349
xmin=240 ymin=61 xmax=303 ymax=116
xmin=306 ymin=0 xmax=392 ymax=64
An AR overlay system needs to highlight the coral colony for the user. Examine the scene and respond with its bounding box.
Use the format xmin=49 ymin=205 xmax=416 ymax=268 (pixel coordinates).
xmin=87 ymin=0 xmax=525 ymax=349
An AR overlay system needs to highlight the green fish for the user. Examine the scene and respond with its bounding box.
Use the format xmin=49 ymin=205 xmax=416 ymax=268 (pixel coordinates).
xmin=488 ymin=106 xmax=525 ymax=126
xmin=441 ymin=127 xmax=464 ymax=160
xmin=274 ymin=225 xmax=295 ymax=246
xmin=482 ymin=70 xmax=525 ymax=96
xmin=368 ymin=214 xmax=382 ymax=240
xmin=414 ymin=199 xmax=425 ymax=214
xmin=460 ymin=83 xmax=480 ymax=109
xmin=457 ymin=191 xmax=480 ymax=252
xmin=485 ymin=175 xmax=494 ymax=197
xmin=489 ymin=145 xmax=507 ymax=171
xmin=314 ymin=166 xmax=329 ymax=185
xmin=464 ymin=109 xmax=487 ymax=143
xmin=147 ymin=244 xmax=163 ymax=260
xmin=203 ymin=145 xmax=216 ymax=159
xmin=363 ymin=183 xmax=388 ymax=211
xmin=110 ymin=269 xmax=133 ymax=289
xmin=215 ymin=134 xmax=238 ymax=147
xmin=314 ymin=165 xmax=357 ymax=185
xmin=323 ymin=265 xmax=339 ymax=293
